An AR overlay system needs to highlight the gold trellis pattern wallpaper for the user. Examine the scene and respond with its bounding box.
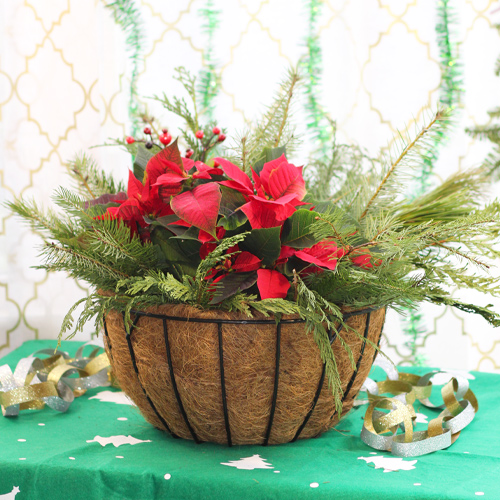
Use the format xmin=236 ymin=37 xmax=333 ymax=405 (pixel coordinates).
xmin=1 ymin=0 xmax=500 ymax=371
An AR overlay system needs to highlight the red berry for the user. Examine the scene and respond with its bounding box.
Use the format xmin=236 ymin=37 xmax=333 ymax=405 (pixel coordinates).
xmin=159 ymin=133 xmax=172 ymax=145
xmin=162 ymin=128 xmax=168 ymax=134
xmin=185 ymin=150 xmax=193 ymax=158
xmin=213 ymin=159 xmax=220 ymax=167
xmin=143 ymin=127 xmax=151 ymax=135
xmin=212 ymin=126 xmax=221 ymax=135
xmin=126 ymin=136 xmax=135 ymax=144
xmin=195 ymin=130 xmax=204 ymax=139
xmin=217 ymin=133 xmax=226 ymax=142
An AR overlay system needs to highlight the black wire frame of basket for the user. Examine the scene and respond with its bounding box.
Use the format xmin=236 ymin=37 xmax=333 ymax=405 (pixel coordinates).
xmin=102 ymin=306 xmax=382 ymax=446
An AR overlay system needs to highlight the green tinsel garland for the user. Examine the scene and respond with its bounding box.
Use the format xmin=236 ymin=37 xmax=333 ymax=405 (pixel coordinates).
xmin=301 ymin=0 xmax=332 ymax=154
xmin=402 ymin=0 xmax=463 ymax=365
xmin=197 ymin=0 xmax=221 ymax=119
xmin=106 ymin=0 xmax=144 ymax=135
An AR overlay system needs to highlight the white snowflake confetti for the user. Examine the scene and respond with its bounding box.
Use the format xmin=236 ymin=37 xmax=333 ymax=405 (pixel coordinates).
xmin=310 ymin=483 xmax=319 ymax=488
xmin=221 ymin=454 xmax=273 ymax=470
xmin=164 ymin=474 xmax=171 ymax=480
xmin=86 ymin=435 xmax=152 ymax=447
xmin=358 ymin=455 xmax=417 ymax=473
xmin=88 ymin=391 xmax=135 ymax=405
xmin=415 ymin=413 xmax=428 ymax=424
xmin=0 ymin=486 xmax=20 ymax=499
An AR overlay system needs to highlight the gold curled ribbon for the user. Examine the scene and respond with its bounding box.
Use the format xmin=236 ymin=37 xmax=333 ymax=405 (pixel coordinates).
xmin=358 ymin=366 xmax=478 ymax=457
xmin=0 ymin=340 xmax=114 ymax=417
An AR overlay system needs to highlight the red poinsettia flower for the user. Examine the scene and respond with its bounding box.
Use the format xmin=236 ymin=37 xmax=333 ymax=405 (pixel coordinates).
xmin=259 ymin=154 xmax=306 ymax=201
xmin=182 ymin=158 xmax=224 ymax=179
xmin=276 ymin=241 xmax=341 ymax=272
xmin=150 ymin=149 xmax=189 ymax=197
xmin=294 ymin=241 xmax=340 ymax=271
xmin=231 ymin=252 xmax=262 ymax=272
xmin=241 ymin=194 xmax=298 ymax=229
xmin=105 ymin=170 xmax=173 ymax=234
xmin=256 ymin=269 xmax=290 ymax=299
xmin=145 ymin=144 xmax=187 ymax=186
xmin=217 ymin=158 xmax=255 ymax=196
xmin=214 ymin=154 xmax=307 ymax=229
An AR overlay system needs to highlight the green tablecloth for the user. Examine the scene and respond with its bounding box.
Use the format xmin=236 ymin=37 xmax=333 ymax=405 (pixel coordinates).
xmin=1 ymin=340 xmax=499 ymax=500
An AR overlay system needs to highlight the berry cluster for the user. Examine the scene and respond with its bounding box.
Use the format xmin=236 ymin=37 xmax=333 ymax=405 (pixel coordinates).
xmin=126 ymin=126 xmax=172 ymax=150
xmin=125 ymin=123 xmax=225 ymax=161
xmin=186 ymin=126 xmax=226 ymax=160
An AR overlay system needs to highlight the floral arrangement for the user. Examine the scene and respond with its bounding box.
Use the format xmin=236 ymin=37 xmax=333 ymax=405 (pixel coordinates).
xmin=8 ymin=68 xmax=500 ymax=402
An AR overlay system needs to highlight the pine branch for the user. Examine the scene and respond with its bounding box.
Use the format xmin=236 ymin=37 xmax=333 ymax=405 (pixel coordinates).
xmin=228 ymin=66 xmax=301 ymax=172
xmin=360 ymin=110 xmax=444 ymax=220
xmin=6 ymin=197 xmax=78 ymax=240
xmin=39 ymin=243 xmax=129 ymax=280
xmin=66 ymin=153 xmax=125 ymax=198
xmin=273 ymin=70 xmax=299 ymax=147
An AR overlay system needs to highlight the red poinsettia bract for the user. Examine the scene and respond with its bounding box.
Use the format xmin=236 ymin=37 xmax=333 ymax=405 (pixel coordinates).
xmin=105 ymin=170 xmax=173 ymax=234
xmin=215 ymin=154 xmax=306 ymax=229
xmin=257 ymin=269 xmax=290 ymax=299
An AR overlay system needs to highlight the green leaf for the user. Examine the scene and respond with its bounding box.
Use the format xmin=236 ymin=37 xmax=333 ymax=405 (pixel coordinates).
xmin=171 ymin=225 xmax=201 ymax=241
xmin=253 ymin=146 xmax=287 ymax=174
xmin=240 ymin=226 xmax=281 ymax=265
xmin=219 ymin=213 xmax=248 ymax=231
xmin=219 ymin=185 xmax=246 ymax=216
xmin=133 ymin=145 xmax=154 ymax=182
xmin=144 ymin=214 xmax=180 ymax=228
xmin=151 ymin=227 xmax=200 ymax=277
xmin=210 ymin=272 xmax=257 ymax=304
xmin=281 ymin=209 xmax=320 ymax=248
xmin=219 ymin=185 xmax=248 ymax=230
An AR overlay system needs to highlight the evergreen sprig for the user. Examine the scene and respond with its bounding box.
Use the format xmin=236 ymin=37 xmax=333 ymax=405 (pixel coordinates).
xmin=227 ymin=66 xmax=301 ymax=173
xmin=66 ymin=154 xmax=125 ymax=198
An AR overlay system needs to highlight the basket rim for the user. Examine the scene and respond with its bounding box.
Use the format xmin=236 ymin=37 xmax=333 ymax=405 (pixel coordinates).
xmin=99 ymin=289 xmax=384 ymax=324
xmin=125 ymin=305 xmax=382 ymax=325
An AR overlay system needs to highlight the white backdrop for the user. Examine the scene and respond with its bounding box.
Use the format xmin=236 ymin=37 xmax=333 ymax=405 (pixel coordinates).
xmin=1 ymin=0 xmax=500 ymax=371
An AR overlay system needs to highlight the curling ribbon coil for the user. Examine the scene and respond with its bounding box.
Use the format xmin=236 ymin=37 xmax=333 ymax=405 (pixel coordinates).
xmin=0 ymin=340 xmax=113 ymax=417
xmin=357 ymin=357 xmax=478 ymax=457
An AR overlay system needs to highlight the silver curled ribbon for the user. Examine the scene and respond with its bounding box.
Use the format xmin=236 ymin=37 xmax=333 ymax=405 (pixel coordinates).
xmin=357 ymin=363 xmax=479 ymax=457
xmin=0 ymin=340 xmax=113 ymax=417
